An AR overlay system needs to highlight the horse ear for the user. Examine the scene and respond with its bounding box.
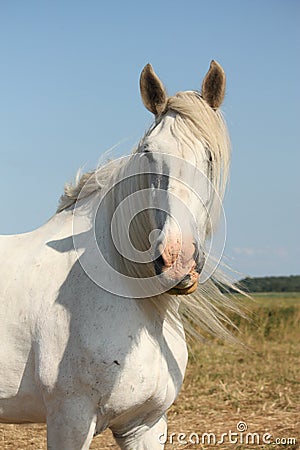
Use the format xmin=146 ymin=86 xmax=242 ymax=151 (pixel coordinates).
xmin=201 ymin=60 xmax=226 ymax=109
xmin=140 ymin=64 xmax=167 ymax=115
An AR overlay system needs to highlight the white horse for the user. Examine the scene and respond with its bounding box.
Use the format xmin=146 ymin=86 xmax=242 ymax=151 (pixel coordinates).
xmin=0 ymin=61 xmax=237 ymax=449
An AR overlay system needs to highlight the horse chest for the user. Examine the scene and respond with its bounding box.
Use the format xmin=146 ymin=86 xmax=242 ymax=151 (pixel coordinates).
xmin=92 ymin=329 xmax=187 ymax=433
xmin=64 ymin=305 xmax=188 ymax=431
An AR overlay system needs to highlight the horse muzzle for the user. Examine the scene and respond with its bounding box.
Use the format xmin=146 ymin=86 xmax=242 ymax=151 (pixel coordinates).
xmin=154 ymin=236 xmax=205 ymax=295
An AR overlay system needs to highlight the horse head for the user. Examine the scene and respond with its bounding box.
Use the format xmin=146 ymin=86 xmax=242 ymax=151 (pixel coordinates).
xmin=134 ymin=61 xmax=228 ymax=295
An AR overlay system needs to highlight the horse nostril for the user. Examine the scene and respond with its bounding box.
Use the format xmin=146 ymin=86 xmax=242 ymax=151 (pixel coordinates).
xmin=154 ymin=255 xmax=165 ymax=275
xmin=195 ymin=256 xmax=205 ymax=274
xmin=193 ymin=244 xmax=205 ymax=275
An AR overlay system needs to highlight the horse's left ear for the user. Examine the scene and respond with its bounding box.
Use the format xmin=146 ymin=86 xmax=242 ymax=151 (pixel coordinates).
xmin=201 ymin=60 xmax=226 ymax=109
xmin=140 ymin=64 xmax=168 ymax=115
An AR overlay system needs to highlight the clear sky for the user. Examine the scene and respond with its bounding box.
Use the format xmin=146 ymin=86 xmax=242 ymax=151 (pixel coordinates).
xmin=0 ymin=1 xmax=299 ymax=278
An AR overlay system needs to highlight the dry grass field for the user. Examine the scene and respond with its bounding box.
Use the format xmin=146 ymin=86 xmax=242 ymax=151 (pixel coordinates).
xmin=1 ymin=293 xmax=299 ymax=449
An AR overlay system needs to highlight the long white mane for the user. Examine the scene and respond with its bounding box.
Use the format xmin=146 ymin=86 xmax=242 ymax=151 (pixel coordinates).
xmin=57 ymin=91 xmax=243 ymax=342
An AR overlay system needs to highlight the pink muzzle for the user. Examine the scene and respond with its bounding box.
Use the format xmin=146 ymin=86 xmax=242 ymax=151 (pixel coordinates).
xmin=156 ymin=234 xmax=200 ymax=295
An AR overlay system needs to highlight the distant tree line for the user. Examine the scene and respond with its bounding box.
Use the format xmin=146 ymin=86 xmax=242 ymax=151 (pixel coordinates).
xmin=237 ymin=275 xmax=300 ymax=293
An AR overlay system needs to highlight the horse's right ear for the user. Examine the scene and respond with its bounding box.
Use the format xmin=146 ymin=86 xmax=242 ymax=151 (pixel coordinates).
xmin=140 ymin=64 xmax=167 ymax=115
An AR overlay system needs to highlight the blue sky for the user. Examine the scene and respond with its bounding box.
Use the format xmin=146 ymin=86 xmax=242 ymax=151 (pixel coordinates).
xmin=0 ymin=1 xmax=299 ymax=278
